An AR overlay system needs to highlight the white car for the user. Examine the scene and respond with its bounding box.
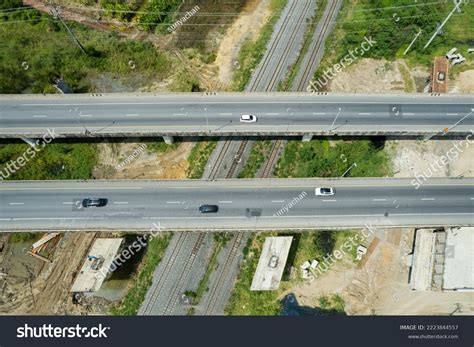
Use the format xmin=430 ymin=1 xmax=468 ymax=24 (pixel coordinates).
xmin=240 ymin=114 xmax=257 ymax=123
xmin=315 ymin=187 xmax=335 ymax=196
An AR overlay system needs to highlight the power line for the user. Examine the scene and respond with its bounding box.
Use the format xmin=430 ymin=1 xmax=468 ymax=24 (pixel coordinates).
xmin=49 ymin=0 xmax=448 ymax=16
xmin=49 ymin=2 xmax=87 ymax=55
xmin=0 ymin=6 xmax=33 ymax=13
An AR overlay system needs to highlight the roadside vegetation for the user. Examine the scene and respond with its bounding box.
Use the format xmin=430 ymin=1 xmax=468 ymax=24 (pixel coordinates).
xmin=137 ymin=0 xmax=181 ymax=33
xmin=0 ymin=142 xmax=98 ymax=180
xmin=110 ymin=232 xmax=172 ymax=315
xmin=291 ymin=230 xmax=360 ymax=271
xmin=226 ymin=233 xmax=282 ymax=315
xmin=276 ymin=139 xmax=391 ymax=178
xmin=238 ymin=140 xmax=273 ymax=178
xmin=0 ymin=2 xmax=171 ymax=93
xmin=186 ymin=139 xmax=218 ymax=179
xmin=146 ymin=140 xmax=178 ymax=154
xmin=315 ymin=294 xmax=346 ymax=315
xmin=186 ymin=233 xmax=231 ymax=314
xmin=314 ymin=0 xmax=474 ymax=84
xmin=8 ymin=233 xmax=41 ymax=243
xmin=231 ymin=0 xmax=288 ymax=91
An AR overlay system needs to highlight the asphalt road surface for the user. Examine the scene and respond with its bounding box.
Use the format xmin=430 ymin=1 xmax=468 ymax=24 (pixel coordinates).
xmin=1 ymin=178 xmax=472 ymax=231
xmin=1 ymin=93 xmax=472 ymax=137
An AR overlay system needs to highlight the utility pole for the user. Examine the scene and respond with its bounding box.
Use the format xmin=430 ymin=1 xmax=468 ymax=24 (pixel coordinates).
xmin=424 ymin=0 xmax=462 ymax=49
xmin=403 ymin=29 xmax=422 ymax=56
xmin=443 ymin=109 xmax=473 ymax=134
xmin=341 ymin=162 xmax=357 ymax=177
xmin=329 ymin=107 xmax=342 ymax=132
xmin=50 ymin=2 xmax=87 ymax=55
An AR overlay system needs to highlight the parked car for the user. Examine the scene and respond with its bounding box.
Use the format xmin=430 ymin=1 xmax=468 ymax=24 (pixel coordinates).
xmin=199 ymin=204 xmax=219 ymax=213
xmin=315 ymin=187 xmax=335 ymax=196
xmin=82 ymin=198 xmax=108 ymax=208
xmin=240 ymin=114 xmax=258 ymax=123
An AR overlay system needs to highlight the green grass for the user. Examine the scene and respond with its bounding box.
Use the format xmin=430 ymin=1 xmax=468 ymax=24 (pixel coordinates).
xmin=138 ymin=0 xmax=182 ymax=33
xmin=190 ymin=233 xmax=231 ymax=308
xmin=0 ymin=142 xmax=98 ymax=180
xmin=186 ymin=139 xmax=218 ymax=179
xmin=225 ymin=233 xmax=283 ymax=315
xmin=231 ymin=0 xmax=288 ymax=91
xmin=313 ymin=0 xmax=474 ymax=85
xmin=315 ymin=294 xmax=346 ymax=315
xmin=146 ymin=141 xmax=178 ymax=154
xmin=275 ymin=139 xmax=391 ymax=178
xmin=238 ymin=140 xmax=273 ymax=178
xmin=291 ymin=230 xmax=360 ymax=274
xmin=168 ymin=65 xmax=202 ymax=92
xmin=110 ymin=232 xmax=172 ymax=315
xmin=9 ymin=233 xmax=41 ymax=243
xmin=0 ymin=2 xmax=172 ymax=93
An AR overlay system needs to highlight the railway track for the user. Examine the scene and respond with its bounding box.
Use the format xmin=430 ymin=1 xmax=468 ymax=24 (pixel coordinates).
xmin=139 ymin=232 xmax=188 ymax=315
xmin=261 ymin=139 xmax=286 ymax=178
xmin=207 ymin=137 xmax=232 ymax=180
xmin=247 ymin=0 xmax=314 ymax=92
xmin=292 ymin=0 xmax=341 ymax=91
xmin=140 ymin=0 xmax=322 ymax=317
xmin=162 ymin=233 xmax=207 ymax=315
xmin=225 ymin=140 xmax=249 ymax=178
xmin=199 ymin=138 xmax=285 ymax=314
xmin=202 ymin=232 xmax=245 ymax=315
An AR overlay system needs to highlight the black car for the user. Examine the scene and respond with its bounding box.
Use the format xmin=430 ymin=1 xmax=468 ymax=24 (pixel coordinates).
xmin=199 ymin=204 xmax=219 ymax=213
xmin=82 ymin=198 xmax=108 ymax=208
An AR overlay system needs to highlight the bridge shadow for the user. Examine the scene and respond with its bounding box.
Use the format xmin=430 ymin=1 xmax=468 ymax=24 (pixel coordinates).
xmin=0 ymin=134 xmax=467 ymax=146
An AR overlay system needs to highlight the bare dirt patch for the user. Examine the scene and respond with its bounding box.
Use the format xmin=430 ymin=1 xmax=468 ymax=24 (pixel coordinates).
xmin=287 ymin=228 xmax=474 ymax=315
xmin=213 ymin=0 xmax=273 ymax=85
xmin=93 ymin=141 xmax=194 ymax=179
xmin=329 ymin=59 xmax=408 ymax=93
xmin=452 ymin=69 xmax=474 ymax=94
xmin=328 ymin=57 xmax=474 ymax=95
xmin=388 ymin=139 xmax=474 ymax=179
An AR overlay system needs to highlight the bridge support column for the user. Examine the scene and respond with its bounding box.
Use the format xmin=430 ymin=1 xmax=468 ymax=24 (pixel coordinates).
xmin=162 ymin=136 xmax=174 ymax=145
xmin=302 ymin=134 xmax=313 ymax=142
xmin=21 ymin=138 xmax=37 ymax=147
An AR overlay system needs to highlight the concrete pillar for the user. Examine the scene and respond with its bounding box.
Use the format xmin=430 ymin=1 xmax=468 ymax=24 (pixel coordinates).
xmin=21 ymin=138 xmax=37 ymax=147
xmin=163 ymin=136 xmax=174 ymax=145
xmin=302 ymin=134 xmax=313 ymax=142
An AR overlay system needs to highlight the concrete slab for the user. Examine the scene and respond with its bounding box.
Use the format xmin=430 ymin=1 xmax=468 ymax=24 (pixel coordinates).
xmin=70 ymin=238 xmax=123 ymax=293
xmin=410 ymin=229 xmax=435 ymax=291
xmin=251 ymin=236 xmax=293 ymax=291
xmin=443 ymin=227 xmax=474 ymax=290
